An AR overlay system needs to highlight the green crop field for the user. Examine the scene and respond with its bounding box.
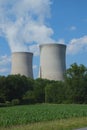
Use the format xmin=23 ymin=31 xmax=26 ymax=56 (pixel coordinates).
xmin=0 ymin=104 xmax=87 ymax=129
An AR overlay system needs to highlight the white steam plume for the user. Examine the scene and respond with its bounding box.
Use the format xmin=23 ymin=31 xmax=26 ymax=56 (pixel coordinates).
xmin=0 ymin=0 xmax=55 ymax=52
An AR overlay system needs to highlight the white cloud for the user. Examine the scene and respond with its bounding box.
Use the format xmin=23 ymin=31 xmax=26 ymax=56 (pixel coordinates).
xmin=0 ymin=68 xmax=9 ymax=73
xmin=0 ymin=54 xmax=11 ymax=74
xmin=0 ymin=55 xmax=11 ymax=65
xmin=67 ymin=35 xmax=87 ymax=54
xmin=69 ymin=26 xmax=77 ymax=31
xmin=33 ymin=65 xmax=38 ymax=69
xmin=29 ymin=44 xmax=39 ymax=56
xmin=0 ymin=0 xmax=54 ymax=53
xmin=57 ymin=39 xmax=66 ymax=45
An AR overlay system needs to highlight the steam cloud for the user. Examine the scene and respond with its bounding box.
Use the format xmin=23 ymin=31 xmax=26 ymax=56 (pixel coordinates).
xmin=0 ymin=0 xmax=86 ymax=56
xmin=0 ymin=0 xmax=55 ymax=53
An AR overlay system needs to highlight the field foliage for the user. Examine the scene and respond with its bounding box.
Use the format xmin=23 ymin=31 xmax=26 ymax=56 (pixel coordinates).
xmin=1 ymin=104 xmax=87 ymax=127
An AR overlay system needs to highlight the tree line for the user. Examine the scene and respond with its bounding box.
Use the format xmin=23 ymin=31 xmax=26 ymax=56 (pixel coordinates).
xmin=0 ymin=63 xmax=87 ymax=106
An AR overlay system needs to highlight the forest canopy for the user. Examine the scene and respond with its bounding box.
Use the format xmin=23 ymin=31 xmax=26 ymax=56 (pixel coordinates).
xmin=0 ymin=63 xmax=87 ymax=105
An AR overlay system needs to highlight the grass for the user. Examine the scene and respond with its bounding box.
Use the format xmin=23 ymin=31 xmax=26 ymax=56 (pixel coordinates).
xmin=0 ymin=117 xmax=87 ymax=130
xmin=0 ymin=104 xmax=87 ymax=129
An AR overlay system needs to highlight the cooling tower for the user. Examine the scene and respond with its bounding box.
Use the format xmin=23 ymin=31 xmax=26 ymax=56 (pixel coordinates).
xmin=11 ymin=52 xmax=33 ymax=78
xmin=39 ymin=44 xmax=66 ymax=81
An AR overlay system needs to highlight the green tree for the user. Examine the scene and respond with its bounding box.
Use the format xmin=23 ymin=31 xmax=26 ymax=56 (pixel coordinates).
xmin=23 ymin=90 xmax=35 ymax=104
xmin=45 ymin=81 xmax=65 ymax=103
xmin=65 ymin=63 xmax=87 ymax=103
xmin=5 ymin=75 xmax=34 ymax=101
xmin=0 ymin=76 xmax=6 ymax=102
xmin=34 ymin=78 xmax=51 ymax=103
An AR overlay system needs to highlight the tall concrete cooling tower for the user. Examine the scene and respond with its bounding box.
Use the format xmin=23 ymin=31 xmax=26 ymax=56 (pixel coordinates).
xmin=39 ymin=44 xmax=66 ymax=81
xmin=11 ymin=52 xmax=33 ymax=78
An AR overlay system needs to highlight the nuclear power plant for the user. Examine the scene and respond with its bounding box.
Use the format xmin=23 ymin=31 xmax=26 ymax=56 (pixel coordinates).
xmin=11 ymin=52 xmax=33 ymax=78
xmin=11 ymin=44 xmax=66 ymax=81
xmin=39 ymin=44 xmax=66 ymax=81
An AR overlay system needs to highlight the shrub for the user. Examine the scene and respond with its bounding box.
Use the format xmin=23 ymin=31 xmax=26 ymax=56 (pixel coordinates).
xmin=11 ymin=99 xmax=20 ymax=105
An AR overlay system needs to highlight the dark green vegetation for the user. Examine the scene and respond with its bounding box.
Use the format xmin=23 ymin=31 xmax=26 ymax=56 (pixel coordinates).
xmin=1 ymin=104 xmax=87 ymax=127
xmin=0 ymin=63 xmax=87 ymax=105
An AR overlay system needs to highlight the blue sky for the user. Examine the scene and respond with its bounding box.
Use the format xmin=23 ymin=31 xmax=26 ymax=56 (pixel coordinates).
xmin=0 ymin=0 xmax=87 ymax=78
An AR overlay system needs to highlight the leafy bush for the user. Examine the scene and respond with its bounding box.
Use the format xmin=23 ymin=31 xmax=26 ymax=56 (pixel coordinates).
xmin=11 ymin=99 xmax=20 ymax=105
xmin=22 ymin=91 xmax=36 ymax=104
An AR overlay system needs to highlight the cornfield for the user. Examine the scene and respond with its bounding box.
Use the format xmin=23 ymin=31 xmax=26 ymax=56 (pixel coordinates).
xmin=0 ymin=104 xmax=87 ymax=127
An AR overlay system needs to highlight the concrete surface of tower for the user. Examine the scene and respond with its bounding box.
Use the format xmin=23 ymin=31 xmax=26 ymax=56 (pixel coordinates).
xmin=39 ymin=43 xmax=66 ymax=81
xmin=11 ymin=52 xmax=33 ymax=78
